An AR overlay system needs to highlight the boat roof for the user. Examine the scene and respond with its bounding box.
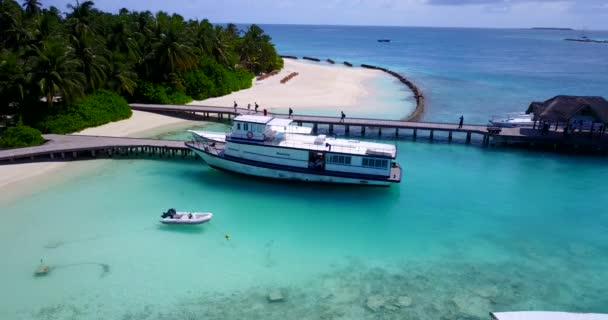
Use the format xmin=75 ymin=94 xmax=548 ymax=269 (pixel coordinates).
xmin=271 ymin=133 xmax=397 ymax=158
xmin=234 ymin=115 xmax=273 ymax=124
xmin=267 ymin=118 xmax=293 ymax=127
xmin=491 ymin=312 xmax=608 ymax=320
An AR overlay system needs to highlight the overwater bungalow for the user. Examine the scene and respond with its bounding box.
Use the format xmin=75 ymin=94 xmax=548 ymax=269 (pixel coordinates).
xmin=526 ymin=95 xmax=608 ymax=136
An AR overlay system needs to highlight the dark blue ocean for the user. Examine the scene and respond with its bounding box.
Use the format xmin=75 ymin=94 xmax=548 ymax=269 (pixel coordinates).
xmin=261 ymin=25 xmax=608 ymax=124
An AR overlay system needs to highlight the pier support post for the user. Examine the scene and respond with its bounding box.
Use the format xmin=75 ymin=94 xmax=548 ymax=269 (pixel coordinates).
xmin=466 ymin=132 xmax=472 ymax=144
xmin=395 ymin=128 xmax=399 ymax=137
xmin=329 ymin=124 xmax=334 ymax=134
xmin=72 ymin=151 xmax=77 ymax=158
xmin=378 ymin=128 xmax=382 ymax=136
xmin=448 ymin=131 xmax=453 ymax=142
xmin=345 ymin=125 xmax=350 ymax=135
xmin=361 ymin=126 xmax=366 ymax=136
xmin=430 ymin=130 xmax=434 ymax=140
xmin=313 ymin=123 xmax=318 ymax=134
xmin=50 ymin=153 xmax=54 ymax=159
xmin=413 ymin=128 xmax=417 ymax=139
xmin=61 ymin=152 xmax=65 ymax=159
xmin=91 ymin=150 xmax=96 ymax=157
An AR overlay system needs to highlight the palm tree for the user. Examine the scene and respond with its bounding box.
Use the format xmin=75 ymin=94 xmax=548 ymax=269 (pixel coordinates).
xmin=0 ymin=50 xmax=27 ymax=107
xmin=66 ymin=0 xmax=96 ymax=38
xmin=147 ymin=12 xmax=197 ymax=77
xmin=1 ymin=1 xmax=32 ymax=50
xmin=22 ymin=0 xmax=41 ymax=17
xmin=238 ymin=24 xmax=281 ymax=73
xmin=106 ymin=16 xmax=140 ymax=61
xmin=106 ymin=53 xmax=136 ymax=95
xmin=70 ymin=34 xmax=109 ymax=91
xmin=27 ymin=40 xmax=85 ymax=107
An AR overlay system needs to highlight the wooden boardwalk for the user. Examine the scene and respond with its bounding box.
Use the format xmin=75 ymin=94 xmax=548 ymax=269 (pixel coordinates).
xmin=130 ymin=103 xmax=500 ymax=143
xmin=131 ymin=103 xmax=608 ymax=150
xmin=2 ymin=104 xmax=606 ymax=165
xmin=0 ymin=134 xmax=195 ymax=163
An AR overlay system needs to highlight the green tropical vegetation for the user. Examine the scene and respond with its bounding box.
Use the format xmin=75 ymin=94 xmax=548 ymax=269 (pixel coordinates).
xmin=0 ymin=121 xmax=45 ymax=147
xmin=0 ymin=0 xmax=283 ymax=145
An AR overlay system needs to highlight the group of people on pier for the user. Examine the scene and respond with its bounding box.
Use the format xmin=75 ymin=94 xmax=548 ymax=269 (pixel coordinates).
xmin=232 ymin=101 xmax=348 ymax=122
xmin=234 ymin=101 xmax=267 ymax=116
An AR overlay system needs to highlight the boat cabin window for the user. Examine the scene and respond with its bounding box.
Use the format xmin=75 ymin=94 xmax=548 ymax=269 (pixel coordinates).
xmin=244 ymin=123 xmax=249 ymax=131
xmin=362 ymin=158 xmax=388 ymax=169
xmin=308 ymin=152 xmax=325 ymax=170
xmin=327 ymin=155 xmax=352 ymax=165
xmin=236 ymin=123 xmax=241 ymax=130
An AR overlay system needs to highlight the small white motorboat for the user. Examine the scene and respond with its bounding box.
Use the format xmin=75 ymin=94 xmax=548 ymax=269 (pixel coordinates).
xmin=489 ymin=113 xmax=535 ymax=128
xmin=160 ymin=208 xmax=213 ymax=225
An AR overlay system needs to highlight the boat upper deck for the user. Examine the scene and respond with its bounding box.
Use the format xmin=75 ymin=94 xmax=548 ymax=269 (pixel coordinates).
xmin=212 ymin=114 xmax=398 ymax=158
xmin=271 ymin=133 xmax=397 ymax=158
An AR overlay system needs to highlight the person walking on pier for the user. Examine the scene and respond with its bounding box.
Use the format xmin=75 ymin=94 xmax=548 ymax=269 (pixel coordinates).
xmin=289 ymin=108 xmax=293 ymax=118
xmin=247 ymin=103 xmax=251 ymax=112
xmin=255 ymin=102 xmax=259 ymax=113
xmin=458 ymin=115 xmax=464 ymax=129
xmin=340 ymin=111 xmax=346 ymax=122
xmin=234 ymin=101 xmax=238 ymax=112
xmin=263 ymin=109 xmax=268 ymax=116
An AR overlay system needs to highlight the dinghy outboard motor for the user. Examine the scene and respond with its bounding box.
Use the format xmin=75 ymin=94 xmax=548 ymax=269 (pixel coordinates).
xmin=161 ymin=208 xmax=177 ymax=218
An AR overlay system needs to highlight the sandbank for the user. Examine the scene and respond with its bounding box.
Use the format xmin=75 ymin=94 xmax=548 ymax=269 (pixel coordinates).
xmin=190 ymin=59 xmax=388 ymax=114
xmin=0 ymin=110 xmax=199 ymax=195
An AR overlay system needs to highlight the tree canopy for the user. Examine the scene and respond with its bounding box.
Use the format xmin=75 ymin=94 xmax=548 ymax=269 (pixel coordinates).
xmin=0 ymin=0 xmax=283 ymax=116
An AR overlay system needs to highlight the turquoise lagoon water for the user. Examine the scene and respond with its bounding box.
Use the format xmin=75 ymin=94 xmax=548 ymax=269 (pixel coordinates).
xmin=2 ymin=26 xmax=608 ymax=319
xmin=1 ymin=124 xmax=608 ymax=319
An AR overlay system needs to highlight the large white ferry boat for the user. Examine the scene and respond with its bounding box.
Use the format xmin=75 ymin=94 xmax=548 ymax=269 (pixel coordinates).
xmin=186 ymin=115 xmax=402 ymax=186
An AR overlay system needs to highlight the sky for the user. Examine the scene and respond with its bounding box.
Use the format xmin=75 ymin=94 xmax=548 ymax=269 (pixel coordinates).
xmin=43 ymin=0 xmax=608 ymax=30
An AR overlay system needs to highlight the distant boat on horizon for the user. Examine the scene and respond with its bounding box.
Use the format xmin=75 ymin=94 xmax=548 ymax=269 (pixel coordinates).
xmin=531 ymin=27 xmax=574 ymax=31
xmin=377 ymin=39 xmax=391 ymax=43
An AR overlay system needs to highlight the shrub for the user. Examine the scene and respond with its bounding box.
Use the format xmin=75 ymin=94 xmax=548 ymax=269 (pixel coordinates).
xmin=136 ymin=81 xmax=192 ymax=104
xmin=183 ymin=58 xmax=254 ymax=100
xmin=0 ymin=123 xmax=44 ymax=147
xmin=36 ymin=90 xmax=132 ymax=134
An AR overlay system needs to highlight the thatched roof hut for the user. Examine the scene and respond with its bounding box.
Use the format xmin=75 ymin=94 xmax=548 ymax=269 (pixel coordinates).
xmin=526 ymin=95 xmax=608 ymax=124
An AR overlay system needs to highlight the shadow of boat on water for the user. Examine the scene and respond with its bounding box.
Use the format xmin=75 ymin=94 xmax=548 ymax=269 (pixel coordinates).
xmin=177 ymin=165 xmax=402 ymax=200
xmin=156 ymin=223 xmax=211 ymax=234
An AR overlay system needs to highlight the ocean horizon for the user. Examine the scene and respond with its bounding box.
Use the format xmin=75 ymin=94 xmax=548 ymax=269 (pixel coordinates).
xmin=1 ymin=25 xmax=607 ymax=320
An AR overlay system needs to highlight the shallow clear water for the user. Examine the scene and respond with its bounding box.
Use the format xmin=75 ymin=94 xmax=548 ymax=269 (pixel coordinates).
xmin=1 ymin=124 xmax=608 ymax=319
xmin=2 ymin=26 xmax=608 ymax=319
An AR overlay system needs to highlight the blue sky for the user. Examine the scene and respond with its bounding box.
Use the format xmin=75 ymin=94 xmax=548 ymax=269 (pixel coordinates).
xmin=44 ymin=0 xmax=608 ymax=30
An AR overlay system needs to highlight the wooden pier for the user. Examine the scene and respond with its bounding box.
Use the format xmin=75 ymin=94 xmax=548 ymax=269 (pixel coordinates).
xmin=3 ymin=104 xmax=607 ymax=165
xmin=131 ymin=104 xmax=608 ymax=151
xmin=131 ymin=103 xmax=496 ymax=143
xmin=0 ymin=134 xmax=196 ymax=164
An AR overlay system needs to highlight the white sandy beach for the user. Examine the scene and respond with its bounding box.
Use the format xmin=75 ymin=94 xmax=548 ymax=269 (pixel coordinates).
xmin=191 ymin=59 xmax=384 ymax=113
xmin=0 ymin=59 xmax=389 ymax=191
